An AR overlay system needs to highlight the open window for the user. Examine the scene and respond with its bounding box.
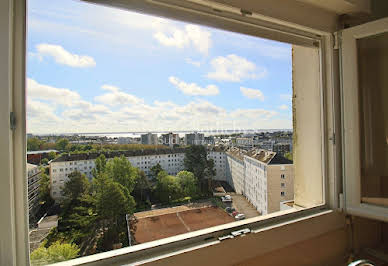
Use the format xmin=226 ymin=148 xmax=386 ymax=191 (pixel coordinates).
xmin=340 ymin=17 xmax=388 ymax=222
xmin=3 ymin=0 xmax=339 ymax=265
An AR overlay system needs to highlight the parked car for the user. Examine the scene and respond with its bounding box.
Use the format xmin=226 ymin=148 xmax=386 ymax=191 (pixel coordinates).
xmin=225 ymin=207 xmax=236 ymax=213
xmin=232 ymin=211 xmax=239 ymax=217
xmin=235 ymin=213 xmax=246 ymax=220
xmin=221 ymin=195 xmax=232 ymax=203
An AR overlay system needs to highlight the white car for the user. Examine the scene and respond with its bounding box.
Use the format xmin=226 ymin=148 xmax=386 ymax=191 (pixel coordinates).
xmin=234 ymin=213 xmax=245 ymax=220
xmin=221 ymin=195 xmax=232 ymax=202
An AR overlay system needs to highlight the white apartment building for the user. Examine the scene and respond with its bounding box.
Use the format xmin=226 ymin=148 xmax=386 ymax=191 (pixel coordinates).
xmin=235 ymin=137 xmax=254 ymax=150
xmin=226 ymin=148 xmax=294 ymax=215
xmin=207 ymin=147 xmax=228 ymax=181
xmin=50 ymin=149 xmax=186 ymax=200
xmin=27 ymin=163 xmax=41 ymax=219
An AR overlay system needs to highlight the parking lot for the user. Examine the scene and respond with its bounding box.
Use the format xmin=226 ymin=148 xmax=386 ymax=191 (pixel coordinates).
xmin=229 ymin=194 xmax=260 ymax=219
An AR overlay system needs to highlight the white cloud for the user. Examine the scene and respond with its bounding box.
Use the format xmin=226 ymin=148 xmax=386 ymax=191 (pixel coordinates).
xmin=27 ymin=78 xmax=81 ymax=106
xmin=185 ymin=58 xmax=201 ymax=67
xmin=26 ymin=79 xmax=289 ymax=134
xmin=240 ymin=87 xmax=264 ymax=101
xmin=94 ymin=85 xmax=144 ymax=106
xmin=169 ymin=76 xmax=219 ymax=96
xmin=279 ymin=104 xmax=288 ymax=110
xmin=207 ymin=54 xmax=267 ymax=82
xmin=153 ymin=24 xmax=212 ymax=54
xmin=35 ymin=43 xmax=96 ymax=67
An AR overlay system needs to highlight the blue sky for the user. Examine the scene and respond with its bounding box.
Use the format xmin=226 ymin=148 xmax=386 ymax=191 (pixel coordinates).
xmin=27 ymin=0 xmax=292 ymax=134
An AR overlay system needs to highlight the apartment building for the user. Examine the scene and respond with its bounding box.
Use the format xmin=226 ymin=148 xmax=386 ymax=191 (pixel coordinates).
xmin=161 ymin=132 xmax=180 ymax=147
xmin=185 ymin=132 xmax=204 ymax=145
xmin=235 ymin=137 xmax=254 ymax=150
xmin=207 ymin=146 xmax=228 ymax=181
xmin=226 ymin=148 xmax=294 ymax=215
xmin=27 ymin=163 xmax=41 ymax=219
xmin=140 ymin=133 xmax=158 ymax=145
xmin=273 ymin=143 xmax=292 ymax=155
xmin=50 ymin=148 xmax=186 ymax=200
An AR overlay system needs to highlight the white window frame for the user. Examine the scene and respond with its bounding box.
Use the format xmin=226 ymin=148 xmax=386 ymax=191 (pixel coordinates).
xmin=1 ymin=0 xmax=340 ymax=265
xmin=340 ymin=17 xmax=388 ymax=223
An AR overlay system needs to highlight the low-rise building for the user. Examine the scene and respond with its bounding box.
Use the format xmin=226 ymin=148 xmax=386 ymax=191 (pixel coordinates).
xmin=27 ymin=163 xmax=41 ymax=219
xmin=273 ymin=143 xmax=291 ymax=155
xmin=236 ymin=137 xmax=254 ymax=150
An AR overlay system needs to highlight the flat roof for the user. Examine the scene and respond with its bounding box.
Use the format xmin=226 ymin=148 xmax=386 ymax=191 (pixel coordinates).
xmin=27 ymin=149 xmax=58 ymax=155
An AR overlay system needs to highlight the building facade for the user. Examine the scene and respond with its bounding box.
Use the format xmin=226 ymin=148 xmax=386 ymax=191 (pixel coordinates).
xmin=162 ymin=132 xmax=180 ymax=147
xmin=185 ymin=132 xmax=204 ymax=145
xmin=141 ymin=133 xmax=158 ymax=145
xmin=27 ymin=163 xmax=41 ymax=219
xmin=50 ymin=148 xmax=186 ymax=200
xmin=225 ymin=148 xmax=294 ymax=215
xmin=235 ymin=137 xmax=254 ymax=150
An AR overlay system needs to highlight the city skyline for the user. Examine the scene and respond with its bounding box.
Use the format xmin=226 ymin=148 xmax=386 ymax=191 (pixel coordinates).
xmin=27 ymin=0 xmax=292 ymax=134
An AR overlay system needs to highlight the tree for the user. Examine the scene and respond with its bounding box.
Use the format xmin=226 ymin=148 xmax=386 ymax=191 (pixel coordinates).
xmin=27 ymin=137 xmax=42 ymax=151
xmin=41 ymin=158 xmax=49 ymax=165
xmin=63 ymin=171 xmax=90 ymax=203
xmin=39 ymin=172 xmax=53 ymax=205
xmin=150 ymin=163 xmax=163 ymax=181
xmin=155 ymin=171 xmax=182 ymax=203
xmin=133 ymin=170 xmax=151 ymax=202
xmin=284 ymin=152 xmax=293 ymax=161
xmin=48 ymin=151 xmax=57 ymax=160
xmin=105 ymin=155 xmax=138 ymax=194
xmin=92 ymin=154 xmax=107 ymax=178
xmin=177 ymin=171 xmax=198 ymax=197
xmin=95 ymin=178 xmax=136 ymax=249
xmin=184 ymin=145 xmax=215 ymax=193
xmin=30 ymin=241 xmax=79 ymax=265
xmin=56 ymin=138 xmax=69 ymax=151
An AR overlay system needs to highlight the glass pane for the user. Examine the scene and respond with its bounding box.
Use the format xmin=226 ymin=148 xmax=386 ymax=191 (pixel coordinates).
xmin=358 ymin=32 xmax=388 ymax=207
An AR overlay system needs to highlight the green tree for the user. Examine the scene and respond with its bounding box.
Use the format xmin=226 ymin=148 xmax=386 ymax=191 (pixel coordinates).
xmin=133 ymin=170 xmax=151 ymax=202
xmin=150 ymin=163 xmax=163 ymax=181
xmin=30 ymin=241 xmax=79 ymax=265
xmin=92 ymin=154 xmax=107 ymax=178
xmin=56 ymin=138 xmax=69 ymax=151
xmin=63 ymin=171 xmax=90 ymax=203
xmin=95 ymin=177 xmax=136 ymax=249
xmin=284 ymin=152 xmax=293 ymax=161
xmin=47 ymin=151 xmax=57 ymax=160
xmin=155 ymin=171 xmax=182 ymax=203
xmin=184 ymin=145 xmax=215 ymax=193
xmin=177 ymin=171 xmax=198 ymax=197
xmin=105 ymin=155 xmax=138 ymax=193
xmin=41 ymin=158 xmax=49 ymax=165
xmin=27 ymin=137 xmax=42 ymax=151
xmin=39 ymin=171 xmax=53 ymax=206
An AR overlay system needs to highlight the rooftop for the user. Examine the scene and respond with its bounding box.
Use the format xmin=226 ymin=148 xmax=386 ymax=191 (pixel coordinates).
xmin=227 ymin=148 xmax=293 ymax=164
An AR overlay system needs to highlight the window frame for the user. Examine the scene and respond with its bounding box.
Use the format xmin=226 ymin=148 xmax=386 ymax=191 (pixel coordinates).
xmin=340 ymin=17 xmax=388 ymax=223
xmin=4 ymin=0 xmax=339 ymax=265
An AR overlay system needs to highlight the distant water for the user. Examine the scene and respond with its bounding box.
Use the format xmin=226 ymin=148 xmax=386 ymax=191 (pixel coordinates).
xmin=62 ymin=129 xmax=292 ymax=139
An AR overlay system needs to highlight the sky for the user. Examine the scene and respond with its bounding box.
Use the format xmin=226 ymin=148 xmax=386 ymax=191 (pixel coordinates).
xmin=27 ymin=0 xmax=293 ymax=134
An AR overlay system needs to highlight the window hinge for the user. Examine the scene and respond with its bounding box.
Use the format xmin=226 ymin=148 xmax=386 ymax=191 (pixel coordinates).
xmin=10 ymin=112 xmax=16 ymax=131
xmin=218 ymin=228 xmax=251 ymax=241
xmin=329 ymin=133 xmax=336 ymax=144
xmin=333 ymin=32 xmax=340 ymax=50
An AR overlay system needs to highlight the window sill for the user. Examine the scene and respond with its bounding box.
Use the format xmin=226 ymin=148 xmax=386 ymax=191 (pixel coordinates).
xmin=50 ymin=206 xmax=341 ymax=266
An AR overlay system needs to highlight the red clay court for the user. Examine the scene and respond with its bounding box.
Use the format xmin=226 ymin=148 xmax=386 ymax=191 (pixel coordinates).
xmin=134 ymin=206 xmax=234 ymax=244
